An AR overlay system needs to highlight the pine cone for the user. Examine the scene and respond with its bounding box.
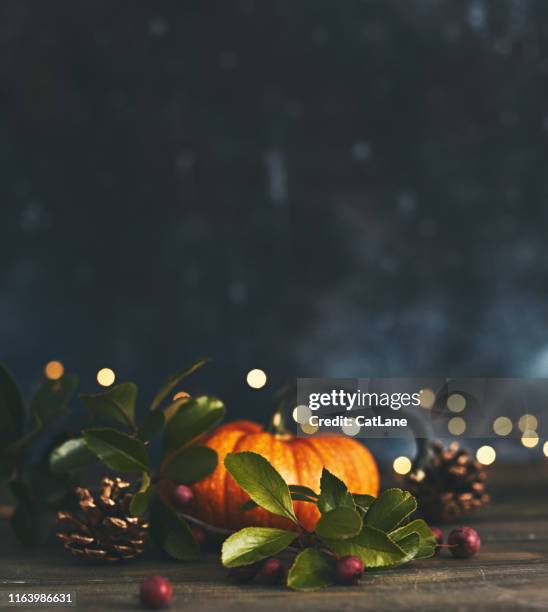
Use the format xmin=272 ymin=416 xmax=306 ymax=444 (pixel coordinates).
xmin=56 ymin=477 xmax=148 ymax=562
xmin=404 ymin=441 xmax=490 ymax=522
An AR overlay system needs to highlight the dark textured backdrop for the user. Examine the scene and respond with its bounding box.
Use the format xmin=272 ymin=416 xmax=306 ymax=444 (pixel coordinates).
xmin=2 ymin=0 xmax=548 ymax=422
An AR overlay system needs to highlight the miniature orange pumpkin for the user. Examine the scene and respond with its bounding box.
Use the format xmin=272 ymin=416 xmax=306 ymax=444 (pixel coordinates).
xmin=189 ymin=420 xmax=379 ymax=532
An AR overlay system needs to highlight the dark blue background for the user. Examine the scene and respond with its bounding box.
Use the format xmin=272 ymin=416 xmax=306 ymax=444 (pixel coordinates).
xmin=2 ymin=0 xmax=548 ymax=428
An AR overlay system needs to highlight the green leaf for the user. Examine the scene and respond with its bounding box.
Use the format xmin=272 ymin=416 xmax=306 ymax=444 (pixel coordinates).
xmin=224 ymin=452 xmax=297 ymax=523
xmin=239 ymin=499 xmax=258 ymax=513
xmin=49 ymin=438 xmax=97 ymax=474
xmin=390 ymin=519 xmax=436 ymax=559
xmin=130 ymin=472 xmax=152 ymax=517
xmin=139 ymin=410 xmax=165 ymax=442
xmin=0 ymin=363 xmax=26 ymax=452
xmin=392 ymin=532 xmax=421 ymax=561
xmin=240 ymin=486 xmax=317 ymax=513
xmin=325 ymin=525 xmax=413 ymax=568
xmin=222 ymin=527 xmax=298 ymax=567
xmin=315 ymin=506 xmax=362 ymax=540
xmin=240 ymin=490 xmax=316 ymax=513
xmin=30 ymin=374 xmax=78 ymax=431
xmin=163 ymin=445 xmax=217 ymax=484
xmin=151 ymin=358 xmax=209 ymax=411
xmin=163 ymin=396 xmax=225 ymax=455
xmin=317 ymin=468 xmax=355 ymax=513
xmin=81 ymin=383 xmax=137 ymax=429
xmin=287 ymin=548 xmax=336 ymax=591
xmin=290 ymin=493 xmax=318 ymax=503
xmin=83 ymin=428 xmax=149 ymax=474
xmin=149 ymin=496 xmax=198 ymax=560
xmin=365 ymin=488 xmax=417 ymax=532
xmin=288 ymin=484 xmax=318 ymax=499
xmin=352 ymin=493 xmax=375 ymax=512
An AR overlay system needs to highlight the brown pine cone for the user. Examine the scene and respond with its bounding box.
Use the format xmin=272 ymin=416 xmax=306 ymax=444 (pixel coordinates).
xmin=405 ymin=441 xmax=490 ymax=522
xmin=56 ymin=477 xmax=148 ymax=562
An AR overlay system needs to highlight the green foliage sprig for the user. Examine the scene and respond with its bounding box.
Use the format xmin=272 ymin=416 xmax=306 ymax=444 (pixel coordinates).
xmin=1 ymin=359 xmax=225 ymax=560
xmin=222 ymin=452 xmax=436 ymax=591
xmin=0 ymin=363 xmax=79 ymax=545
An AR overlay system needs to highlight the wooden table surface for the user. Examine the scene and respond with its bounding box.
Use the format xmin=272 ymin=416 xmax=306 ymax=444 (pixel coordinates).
xmin=1 ymin=464 xmax=547 ymax=611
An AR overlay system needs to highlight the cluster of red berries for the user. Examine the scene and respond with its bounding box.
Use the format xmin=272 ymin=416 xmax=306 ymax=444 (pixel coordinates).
xmin=431 ymin=526 xmax=481 ymax=558
xmin=228 ymin=555 xmax=365 ymax=587
xmin=228 ymin=557 xmax=286 ymax=585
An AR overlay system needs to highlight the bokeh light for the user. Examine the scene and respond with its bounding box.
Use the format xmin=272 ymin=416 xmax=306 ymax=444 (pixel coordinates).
xmin=419 ymin=388 xmax=435 ymax=409
xmin=521 ymin=430 xmax=539 ymax=448
xmin=393 ymin=456 xmax=412 ymax=475
xmin=97 ymin=367 xmax=116 ymax=387
xmin=447 ymin=393 xmax=466 ymax=413
xmin=300 ymin=422 xmax=318 ymax=435
xmin=44 ymin=360 xmax=64 ymax=380
xmin=292 ymin=405 xmax=311 ymax=424
xmin=341 ymin=418 xmax=361 ymax=437
xmin=246 ymin=368 xmax=267 ymax=389
xmin=493 ymin=416 xmax=513 ymax=436
xmin=448 ymin=416 xmax=466 ymax=436
xmin=518 ymin=414 xmax=538 ymax=433
xmin=543 ymin=441 xmax=548 ymax=457
xmin=476 ymin=445 xmax=496 ymax=465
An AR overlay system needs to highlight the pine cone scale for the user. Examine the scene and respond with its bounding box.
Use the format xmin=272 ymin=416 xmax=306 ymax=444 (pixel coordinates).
xmin=405 ymin=441 xmax=490 ymax=522
xmin=57 ymin=477 xmax=148 ymax=562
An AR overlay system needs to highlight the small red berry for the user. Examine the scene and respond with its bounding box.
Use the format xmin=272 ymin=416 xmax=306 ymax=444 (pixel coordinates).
xmin=227 ymin=565 xmax=258 ymax=583
xmin=140 ymin=575 xmax=173 ymax=609
xmin=171 ymin=484 xmax=193 ymax=510
xmin=335 ymin=555 xmax=364 ymax=585
xmin=448 ymin=527 xmax=481 ymax=558
xmin=191 ymin=525 xmax=208 ymax=547
xmin=256 ymin=558 xmax=285 ymax=585
xmin=430 ymin=527 xmax=443 ymax=554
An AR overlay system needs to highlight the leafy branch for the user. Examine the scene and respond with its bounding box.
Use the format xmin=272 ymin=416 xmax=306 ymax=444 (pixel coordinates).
xmin=221 ymin=452 xmax=436 ymax=591
xmin=1 ymin=358 xmax=224 ymax=561
xmin=48 ymin=358 xmax=223 ymax=560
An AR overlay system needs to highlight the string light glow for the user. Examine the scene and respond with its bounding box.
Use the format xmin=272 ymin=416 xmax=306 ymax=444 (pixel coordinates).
xmin=544 ymin=441 xmax=548 ymax=457
xmin=447 ymin=393 xmax=466 ymax=413
xmin=419 ymin=388 xmax=435 ymax=409
xmin=493 ymin=416 xmax=513 ymax=436
xmin=518 ymin=414 xmax=538 ymax=433
xmin=521 ymin=430 xmax=539 ymax=448
xmin=246 ymin=369 xmax=267 ymax=389
xmin=300 ymin=422 xmax=318 ymax=435
xmin=393 ymin=456 xmax=412 ymax=475
xmin=341 ymin=418 xmax=361 ymax=437
xmin=448 ymin=416 xmax=466 ymax=436
xmin=44 ymin=361 xmax=64 ymax=380
xmin=97 ymin=368 xmax=116 ymax=387
xmin=476 ymin=445 xmax=496 ymax=466
xmin=292 ymin=405 xmax=311 ymax=424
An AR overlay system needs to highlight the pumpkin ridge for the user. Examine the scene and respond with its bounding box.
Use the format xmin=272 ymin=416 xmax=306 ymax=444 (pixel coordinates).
xmin=288 ymin=438 xmax=307 ymax=527
xmin=297 ymin=436 xmax=328 ymax=475
xmin=222 ymin=430 xmax=249 ymax=527
xmin=344 ymin=438 xmax=364 ymax=492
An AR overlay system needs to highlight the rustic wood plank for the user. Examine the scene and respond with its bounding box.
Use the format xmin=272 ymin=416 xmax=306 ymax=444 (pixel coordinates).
xmin=1 ymin=463 xmax=548 ymax=610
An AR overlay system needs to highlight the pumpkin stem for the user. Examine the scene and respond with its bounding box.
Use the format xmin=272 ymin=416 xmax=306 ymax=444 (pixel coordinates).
xmin=266 ymin=406 xmax=290 ymax=436
xmin=399 ymin=394 xmax=438 ymax=474
xmin=266 ymin=383 xmax=296 ymax=436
